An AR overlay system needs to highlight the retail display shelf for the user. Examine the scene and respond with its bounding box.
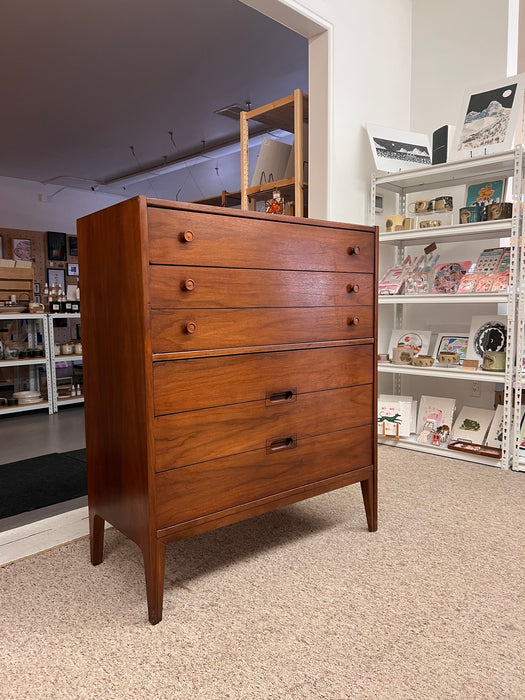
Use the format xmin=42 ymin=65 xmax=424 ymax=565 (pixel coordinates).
xmin=378 ymin=435 xmax=502 ymax=468
xmin=0 ymin=358 xmax=47 ymax=368
xmin=56 ymin=396 xmax=84 ymax=406
xmin=378 ymin=292 xmax=508 ymax=305
xmin=377 ymin=363 xmax=504 ymax=382
xmin=374 ymin=150 xmax=516 ymax=193
xmin=0 ymin=401 xmax=50 ymax=415
xmin=53 ymin=354 xmax=83 ymax=362
xmin=378 ymin=219 xmax=512 ymax=247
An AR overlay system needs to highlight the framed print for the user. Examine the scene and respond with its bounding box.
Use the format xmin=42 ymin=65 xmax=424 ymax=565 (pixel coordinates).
xmin=451 ymin=75 xmax=525 ymax=160
xmin=366 ymin=123 xmax=432 ymax=172
xmin=465 ymin=180 xmax=506 ymax=208
xmin=388 ymin=329 xmax=432 ymax=358
xmin=466 ymin=315 xmax=507 ymax=361
xmin=434 ymin=334 xmax=469 ymax=362
xmin=417 ymin=395 xmax=456 ymax=433
xmin=67 ymin=263 xmax=79 ymax=276
xmin=377 ymin=395 xmax=414 ymax=438
xmin=485 ymin=405 xmax=504 ymax=448
xmin=12 ymin=238 xmax=32 ymax=262
xmin=68 ymin=236 xmax=78 ymax=257
xmin=451 ymin=406 xmax=495 ymax=443
xmin=47 ymin=267 xmax=66 ymax=291
xmin=47 ymin=231 xmax=67 ymax=261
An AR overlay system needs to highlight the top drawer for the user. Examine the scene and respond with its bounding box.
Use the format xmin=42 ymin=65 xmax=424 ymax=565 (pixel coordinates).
xmin=147 ymin=207 xmax=375 ymax=272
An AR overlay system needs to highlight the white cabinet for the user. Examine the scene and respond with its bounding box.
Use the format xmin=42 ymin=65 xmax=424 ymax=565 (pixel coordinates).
xmin=372 ymin=146 xmax=523 ymax=469
xmin=0 ymin=313 xmax=52 ymax=415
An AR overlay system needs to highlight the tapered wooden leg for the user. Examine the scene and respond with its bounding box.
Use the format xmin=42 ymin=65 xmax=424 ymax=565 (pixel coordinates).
xmin=360 ymin=476 xmax=377 ymax=532
xmin=89 ymin=510 xmax=105 ymax=565
xmin=143 ymin=539 xmax=166 ymax=625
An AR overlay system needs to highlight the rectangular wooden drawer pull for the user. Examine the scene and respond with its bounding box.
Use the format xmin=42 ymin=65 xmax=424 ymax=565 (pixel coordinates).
xmin=266 ymin=388 xmax=297 ymax=405
xmin=266 ymin=435 xmax=297 ymax=454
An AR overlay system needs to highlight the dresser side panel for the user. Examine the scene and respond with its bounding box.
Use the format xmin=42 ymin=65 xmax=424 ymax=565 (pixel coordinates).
xmin=78 ymin=196 xmax=154 ymax=548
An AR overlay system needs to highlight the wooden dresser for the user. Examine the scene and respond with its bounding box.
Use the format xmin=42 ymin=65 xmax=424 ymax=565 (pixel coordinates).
xmin=77 ymin=197 xmax=378 ymax=624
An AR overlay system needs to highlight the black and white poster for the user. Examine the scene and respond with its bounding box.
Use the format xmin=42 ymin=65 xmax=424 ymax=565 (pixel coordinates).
xmin=367 ymin=124 xmax=432 ymax=173
xmin=452 ymin=75 xmax=525 ymax=159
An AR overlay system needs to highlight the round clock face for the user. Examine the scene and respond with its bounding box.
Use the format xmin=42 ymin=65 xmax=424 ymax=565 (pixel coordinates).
xmin=473 ymin=322 xmax=506 ymax=357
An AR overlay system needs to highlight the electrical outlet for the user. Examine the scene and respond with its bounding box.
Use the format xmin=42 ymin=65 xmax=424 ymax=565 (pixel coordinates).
xmin=471 ymin=381 xmax=481 ymax=397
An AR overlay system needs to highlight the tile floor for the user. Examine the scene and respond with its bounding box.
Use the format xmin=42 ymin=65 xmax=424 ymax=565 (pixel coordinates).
xmin=0 ymin=406 xmax=89 ymax=565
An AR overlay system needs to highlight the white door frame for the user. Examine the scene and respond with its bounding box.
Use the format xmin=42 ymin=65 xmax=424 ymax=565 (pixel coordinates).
xmin=240 ymin=0 xmax=334 ymax=219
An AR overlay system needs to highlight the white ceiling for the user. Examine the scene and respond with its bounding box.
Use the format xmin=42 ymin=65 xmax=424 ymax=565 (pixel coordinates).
xmin=0 ymin=0 xmax=307 ymax=201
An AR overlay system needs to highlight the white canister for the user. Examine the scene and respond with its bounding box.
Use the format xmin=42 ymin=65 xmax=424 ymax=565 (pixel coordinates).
xmin=61 ymin=343 xmax=73 ymax=355
xmin=74 ymin=342 xmax=82 ymax=355
xmin=54 ymin=344 xmax=61 ymax=356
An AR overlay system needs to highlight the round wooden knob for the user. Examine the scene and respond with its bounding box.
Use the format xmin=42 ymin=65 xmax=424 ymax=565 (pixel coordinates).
xmin=347 ymin=245 xmax=361 ymax=256
xmin=185 ymin=321 xmax=197 ymax=334
xmin=184 ymin=279 xmax=196 ymax=291
xmin=347 ymin=316 xmax=360 ymax=326
xmin=346 ymin=283 xmax=360 ymax=294
xmin=182 ymin=230 xmax=194 ymax=242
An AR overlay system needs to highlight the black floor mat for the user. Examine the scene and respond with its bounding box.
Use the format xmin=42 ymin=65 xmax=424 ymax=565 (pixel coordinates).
xmin=0 ymin=449 xmax=87 ymax=519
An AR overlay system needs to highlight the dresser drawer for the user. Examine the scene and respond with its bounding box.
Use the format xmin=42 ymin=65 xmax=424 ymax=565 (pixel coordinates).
xmin=150 ymin=306 xmax=373 ymax=353
xmin=147 ymin=208 xmax=375 ymax=272
xmin=153 ymin=344 xmax=373 ymax=415
xmin=154 ymin=384 xmax=373 ymax=472
xmin=155 ymin=425 xmax=373 ymax=529
xmin=149 ymin=266 xmax=373 ymax=309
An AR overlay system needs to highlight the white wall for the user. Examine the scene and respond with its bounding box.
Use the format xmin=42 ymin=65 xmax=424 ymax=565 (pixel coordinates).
xmin=411 ymin=0 xmax=510 ymax=135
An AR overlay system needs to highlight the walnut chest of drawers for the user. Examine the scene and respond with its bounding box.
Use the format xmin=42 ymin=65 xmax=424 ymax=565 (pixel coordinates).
xmin=77 ymin=197 xmax=378 ymax=624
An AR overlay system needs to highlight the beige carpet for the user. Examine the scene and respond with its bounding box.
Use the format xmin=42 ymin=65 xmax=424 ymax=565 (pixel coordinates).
xmin=1 ymin=446 xmax=524 ymax=700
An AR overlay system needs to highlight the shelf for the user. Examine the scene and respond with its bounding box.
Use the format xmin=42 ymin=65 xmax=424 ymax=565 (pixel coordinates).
xmin=56 ymin=396 xmax=84 ymax=406
xmin=0 ymin=401 xmax=50 ymax=415
xmin=0 ymin=313 xmax=46 ymax=321
xmin=243 ymin=92 xmax=308 ymax=134
xmin=53 ymin=354 xmax=83 ymax=362
xmin=378 ymin=435 xmax=502 ymax=468
xmin=379 ymin=292 xmax=508 ymax=305
xmin=0 ymin=357 xmax=47 ymax=368
xmin=49 ymin=312 xmax=81 ymax=319
xmin=374 ymin=149 xmax=517 ymax=193
xmin=378 ymin=363 xmax=504 ymax=382
xmin=378 ymin=219 xmax=512 ymax=246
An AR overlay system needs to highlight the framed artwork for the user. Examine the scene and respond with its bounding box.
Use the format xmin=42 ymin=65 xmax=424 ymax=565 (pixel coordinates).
xmin=451 ymin=75 xmax=525 ymax=160
xmin=465 ymin=180 xmax=506 ymax=208
xmin=518 ymin=409 xmax=525 ymax=454
xmin=388 ymin=329 xmax=432 ymax=358
xmin=366 ymin=124 xmax=432 ymax=172
xmin=67 ymin=263 xmax=79 ymax=276
xmin=47 ymin=231 xmax=67 ymax=261
xmin=377 ymin=395 xmax=414 ymax=438
xmin=452 ymin=406 xmax=495 ymax=443
xmin=33 ymin=283 xmax=40 ymax=294
xmin=434 ymin=334 xmax=469 ymax=362
xmin=68 ymin=236 xmax=78 ymax=257
xmin=12 ymin=238 xmax=32 ymax=262
xmin=466 ymin=315 xmax=507 ymax=361
xmin=47 ymin=267 xmax=66 ymax=291
xmin=485 ymin=405 xmax=504 ymax=448
xmin=417 ymin=395 xmax=456 ymax=433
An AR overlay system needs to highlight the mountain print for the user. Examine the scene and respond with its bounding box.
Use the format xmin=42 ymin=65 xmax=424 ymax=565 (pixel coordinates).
xmin=460 ymin=100 xmax=510 ymax=148
xmin=457 ymin=82 xmax=518 ymax=152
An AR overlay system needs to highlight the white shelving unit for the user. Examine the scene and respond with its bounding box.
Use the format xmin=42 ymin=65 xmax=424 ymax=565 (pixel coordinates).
xmin=47 ymin=313 xmax=83 ymax=411
xmin=372 ymin=146 xmax=524 ymax=470
xmin=0 ymin=313 xmax=52 ymax=415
